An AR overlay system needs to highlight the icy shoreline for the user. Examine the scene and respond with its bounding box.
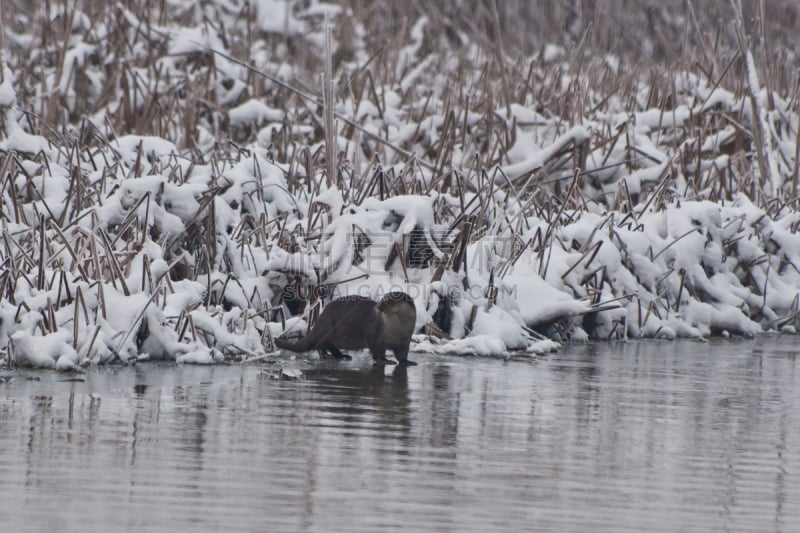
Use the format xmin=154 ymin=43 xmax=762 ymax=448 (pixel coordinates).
xmin=1 ymin=2 xmax=799 ymax=369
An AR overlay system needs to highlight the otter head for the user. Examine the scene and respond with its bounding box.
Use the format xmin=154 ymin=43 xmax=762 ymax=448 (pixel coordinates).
xmin=378 ymin=292 xmax=417 ymax=345
xmin=379 ymin=291 xmax=415 ymax=313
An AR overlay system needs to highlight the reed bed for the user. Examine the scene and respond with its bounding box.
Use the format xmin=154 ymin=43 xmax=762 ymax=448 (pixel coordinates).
xmin=1 ymin=0 xmax=799 ymax=367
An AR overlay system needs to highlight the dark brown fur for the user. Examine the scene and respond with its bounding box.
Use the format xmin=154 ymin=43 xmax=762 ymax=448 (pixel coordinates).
xmin=275 ymin=291 xmax=417 ymax=366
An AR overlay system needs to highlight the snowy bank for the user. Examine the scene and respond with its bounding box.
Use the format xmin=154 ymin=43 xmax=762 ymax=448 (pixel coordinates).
xmin=1 ymin=2 xmax=799 ymax=369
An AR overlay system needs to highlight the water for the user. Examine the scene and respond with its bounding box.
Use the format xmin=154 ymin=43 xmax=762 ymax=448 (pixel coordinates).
xmin=1 ymin=337 xmax=799 ymax=532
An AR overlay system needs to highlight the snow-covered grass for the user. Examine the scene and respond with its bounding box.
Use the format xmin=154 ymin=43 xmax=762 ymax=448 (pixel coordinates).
xmin=1 ymin=1 xmax=799 ymax=369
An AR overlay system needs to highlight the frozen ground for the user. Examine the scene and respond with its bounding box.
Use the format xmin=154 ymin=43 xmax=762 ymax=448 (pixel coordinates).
xmin=1 ymin=1 xmax=799 ymax=368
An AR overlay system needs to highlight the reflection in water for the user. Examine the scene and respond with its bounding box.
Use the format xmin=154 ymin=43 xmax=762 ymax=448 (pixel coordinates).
xmin=1 ymin=339 xmax=800 ymax=532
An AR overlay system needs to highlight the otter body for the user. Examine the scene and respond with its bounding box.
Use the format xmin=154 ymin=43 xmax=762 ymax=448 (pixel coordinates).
xmin=275 ymin=292 xmax=417 ymax=366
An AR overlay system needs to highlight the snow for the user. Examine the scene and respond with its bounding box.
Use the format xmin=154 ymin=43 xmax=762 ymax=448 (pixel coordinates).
xmin=414 ymin=335 xmax=510 ymax=357
xmin=11 ymin=329 xmax=74 ymax=369
xmin=0 ymin=108 xmax=54 ymax=156
xmin=413 ymin=334 xmax=559 ymax=357
xmin=502 ymin=126 xmax=591 ymax=180
xmin=0 ymin=67 xmax=16 ymax=106
xmin=254 ymin=0 xmax=307 ymax=35
xmin=542 ymin=44 xmax=565 ymax=64
xmin=505 ymin=266 xmax=592 ymax=326
xmin=229 ymin=100 xmax=285 ymax=128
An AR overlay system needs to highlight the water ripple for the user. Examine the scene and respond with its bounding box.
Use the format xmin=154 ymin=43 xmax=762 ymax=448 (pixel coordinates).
xmin=1 ymin=338 xmax=799 ymax=532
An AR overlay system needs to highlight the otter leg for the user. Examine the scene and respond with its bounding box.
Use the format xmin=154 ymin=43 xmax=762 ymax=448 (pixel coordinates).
xmin=369 ymin=346 xmax=396 ymax=366
xmin=320 ymin=345 xmax=352 ymax=360
xmin=394 ymin=345 xmax=417 ymax=366
xmin=327 ymin=345 xmax=352 ymax=361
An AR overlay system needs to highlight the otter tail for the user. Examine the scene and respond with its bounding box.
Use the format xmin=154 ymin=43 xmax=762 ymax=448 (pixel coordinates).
xmin=275 ymin=333 xmax=315 ymax=353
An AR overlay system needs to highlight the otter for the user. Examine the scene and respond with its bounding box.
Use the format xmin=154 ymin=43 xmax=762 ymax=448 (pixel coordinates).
xmin=275 ymin=291 xmax=417 ymax=366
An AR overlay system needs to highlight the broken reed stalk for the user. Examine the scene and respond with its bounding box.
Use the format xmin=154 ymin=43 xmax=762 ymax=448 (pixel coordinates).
xmin=792 ymin=84 xmax=800 ymax=199
xmin=324 ymin=22 xmax=335 ymax=188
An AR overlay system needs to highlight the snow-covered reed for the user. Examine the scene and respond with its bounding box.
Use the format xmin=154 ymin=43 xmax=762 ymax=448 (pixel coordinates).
xmin=1 ymin=1 xmax=799 ymax=368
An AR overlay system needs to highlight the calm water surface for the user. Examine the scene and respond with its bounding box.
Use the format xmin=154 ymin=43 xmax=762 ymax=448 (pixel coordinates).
xmin=1 ymin=337 xmax=800 ymax=532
